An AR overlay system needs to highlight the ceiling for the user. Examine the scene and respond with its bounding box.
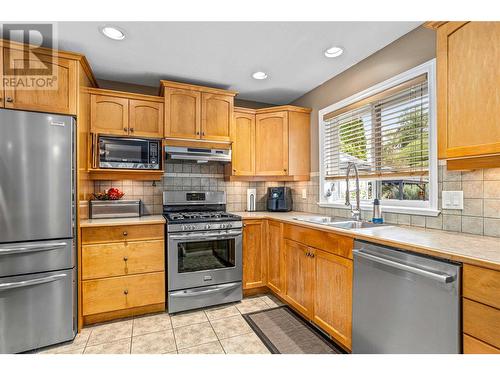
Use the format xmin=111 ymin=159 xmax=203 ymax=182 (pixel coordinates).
xmin=55 ymin=22 xmax=422 ymax=104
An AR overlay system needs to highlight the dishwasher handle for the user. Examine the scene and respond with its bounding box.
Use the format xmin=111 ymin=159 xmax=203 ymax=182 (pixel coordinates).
xmin=353 ymin=249 xmax=455 ymax=284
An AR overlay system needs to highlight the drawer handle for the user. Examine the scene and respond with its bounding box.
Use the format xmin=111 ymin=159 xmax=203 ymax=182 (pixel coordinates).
xmin=123 ymin=231 xmax=128 ymax=236
xmin=123 ymin=256 xmax=128 ymax=261
xmin=124 ymin=289 xmax=129 ymax=295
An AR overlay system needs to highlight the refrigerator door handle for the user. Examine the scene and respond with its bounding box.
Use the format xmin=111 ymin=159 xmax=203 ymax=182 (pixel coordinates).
xmin=0 ymin=273 xmax=68 ymax=292
xmin=353 ymin=249 xmax=455 ymax=283
xmin=0 ymin=242 xmax=68 ymax=256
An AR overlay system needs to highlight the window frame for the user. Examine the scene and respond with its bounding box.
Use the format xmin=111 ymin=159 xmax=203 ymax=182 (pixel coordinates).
xmin=318 ymin=59 xmax=439 ymax=217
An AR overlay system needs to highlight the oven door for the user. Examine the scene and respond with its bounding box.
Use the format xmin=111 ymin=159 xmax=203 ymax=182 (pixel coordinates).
xmin=168 ymin=229 xmax=242 ymax=291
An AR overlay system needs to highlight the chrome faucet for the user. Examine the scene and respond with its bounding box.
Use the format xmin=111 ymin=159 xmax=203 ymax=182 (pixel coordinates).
xmin=345 ymin=162 xmax=362 ymax=221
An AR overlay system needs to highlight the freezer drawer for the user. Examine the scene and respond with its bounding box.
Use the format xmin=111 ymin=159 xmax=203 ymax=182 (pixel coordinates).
xmin=352 ymin=240 xmax=461 ymax=354
xmin=0 ymin=239 xmax=74 ymax=278
xmin=0 ymin=268 xmax=76 ymax=353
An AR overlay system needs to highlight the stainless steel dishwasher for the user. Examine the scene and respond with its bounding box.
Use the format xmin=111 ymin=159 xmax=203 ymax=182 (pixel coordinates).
xmin=352 ymin=240 xmax=461 ymax=354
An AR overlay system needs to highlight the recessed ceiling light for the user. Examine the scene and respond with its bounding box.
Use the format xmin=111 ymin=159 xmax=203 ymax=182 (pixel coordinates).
xmin=324 ymin=46 xmax=344 ymax=58
xmin=252 ymin=71 xmax=268 ymax=80
xmin=101 ymin=26 xmax=126 ymax=41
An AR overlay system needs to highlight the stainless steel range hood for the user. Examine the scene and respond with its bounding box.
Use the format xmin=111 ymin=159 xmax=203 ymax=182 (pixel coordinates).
xmin=165 ymin=145 xmax=231 ymax=163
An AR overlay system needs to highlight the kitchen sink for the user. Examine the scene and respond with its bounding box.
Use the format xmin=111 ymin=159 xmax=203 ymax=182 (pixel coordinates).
xmin=293 ymin=216 xmax=389 ymax=229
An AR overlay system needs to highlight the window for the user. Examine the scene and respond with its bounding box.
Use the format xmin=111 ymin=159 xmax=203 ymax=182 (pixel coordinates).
xmin=319 ymin=60 xmax=438 ymax=216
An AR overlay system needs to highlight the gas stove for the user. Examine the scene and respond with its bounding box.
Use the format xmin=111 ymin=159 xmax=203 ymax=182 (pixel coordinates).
xmin=163 ymin=191 xmax=242 ymax=231
xmin=162 ymin=190 xmax=243 ymax=313
xmin=165 ymin=210 xmax=240 ymax=224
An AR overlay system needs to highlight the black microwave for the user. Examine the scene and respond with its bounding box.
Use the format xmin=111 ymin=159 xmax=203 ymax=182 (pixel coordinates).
xmin=98 ymin=136 xmax=160 ymax=170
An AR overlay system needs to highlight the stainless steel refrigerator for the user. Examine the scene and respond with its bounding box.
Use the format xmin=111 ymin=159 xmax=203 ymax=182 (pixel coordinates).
xmin=0 ymin=109 xmax=77 ymax=354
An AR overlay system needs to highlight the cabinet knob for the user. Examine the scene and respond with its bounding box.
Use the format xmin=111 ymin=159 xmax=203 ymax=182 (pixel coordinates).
xmin=123 ymin=128 xmax=127 ymax=132
xmin=130 ymin=128 xmax=134 ymax=133
xmin=6 ymin=97 xmax=13 ymax=103
xmin=123 ymin=289 xmax=129 ymax=295
xmin=123 ymin=231 xmax=128 ymax=236
xmin=202 ymin=132 xmax=205 ymax=136
xmin=123 ymin=256 xmax=128 ymax=261
xmin=196 ymin=131 xmax=200 ymax=135
xmin=284 ymin=168 xmax=287 ymax=172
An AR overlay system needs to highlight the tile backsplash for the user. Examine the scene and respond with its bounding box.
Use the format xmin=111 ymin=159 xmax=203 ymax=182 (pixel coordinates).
xmin=285 ymin=166 xmax=500 ymax=238
xmin=94 ymin=162 xmax=500 ymax=238
xmin=94 ymin=160 xmax=273 ymax=214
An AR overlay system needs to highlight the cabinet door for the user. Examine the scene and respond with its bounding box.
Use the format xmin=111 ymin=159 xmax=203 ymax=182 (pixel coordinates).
xmin=232 ymin=111 xmax=255 ymax=175
xmin=439 ymin=22 xmax=500 ymax=158
xmin=164 ymin=88 xmax=201 ymax=139
xmin=129 ymin=99 xmax=164 ymax=138
xmin=201 ymin=93 xmax=233 ymax=141
xmin=284 ymin=239 xmax=313 ymax=318
xmin=255 ymin=111 xmax=289 ymax=175
xmin=242 ymin=220 xmax=266 ymax=289
xmin=312 ymin=248 xmax=353 ymax=349
xmin=3 ymin=48 xmax=77 ymax=114
xmin=267 ymin=220 xmax=284 ymax=296
xmin=90 ymin=94 xmax=129 ymax=135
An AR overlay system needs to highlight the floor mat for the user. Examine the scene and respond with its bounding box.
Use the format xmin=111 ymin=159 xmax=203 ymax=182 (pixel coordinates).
xmin=242 ymin=306 xmax=344 ymax=354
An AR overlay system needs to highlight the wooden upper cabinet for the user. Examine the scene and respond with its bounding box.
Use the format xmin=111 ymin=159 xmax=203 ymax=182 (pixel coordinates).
xmin=89 ymin=90 xmax=164 ymax=138
xmin=232 ymin=110 xmax=256 ymax=175
xmin=267 ymin=220 xmax=284 ymax=296
xmin=3 ymin=48 xmax=77 ymax=115
xmin=255 ymin=111 xmax=289 ymax=175
xmin=436 ymin=22 xmax=500 ymax=163
xmin=129 ymin=99 xmax=163 ymax=138
xmin=201 ymin=93 xmax=233 ymax=141
xmin=164 ymin=88 xmax=201 ymax=139
xmin=91 ymin=95 xmax=129 ymax=136
xmin=242 ymin=220 xmax=266 ymax=290
xmin=284 ymin=239 xmax=314 ymax=319
xmin=313 ymin=249 xmax=353 ymax=350
xmin=161 ymin=81 xmax=237 ymax=141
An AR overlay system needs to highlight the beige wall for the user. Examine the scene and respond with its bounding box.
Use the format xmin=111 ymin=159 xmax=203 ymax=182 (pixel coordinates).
xmin=291 ymin=26 xmax=436 ymax=172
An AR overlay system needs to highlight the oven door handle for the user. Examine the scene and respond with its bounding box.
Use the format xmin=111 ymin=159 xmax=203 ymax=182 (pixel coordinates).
xmin=170 ymin=283 xmax=240 ymax=298
xmin=169 ymin=231 xmax=242 ymax=240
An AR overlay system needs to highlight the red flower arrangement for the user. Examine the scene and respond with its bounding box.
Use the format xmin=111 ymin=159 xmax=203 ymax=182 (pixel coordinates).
xmin=92 ymin=187 xmax=125 ymax=200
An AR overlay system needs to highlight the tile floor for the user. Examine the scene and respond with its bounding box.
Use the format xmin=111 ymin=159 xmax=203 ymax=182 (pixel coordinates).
xmin=37 ymin=294 xmax=284 ymax=354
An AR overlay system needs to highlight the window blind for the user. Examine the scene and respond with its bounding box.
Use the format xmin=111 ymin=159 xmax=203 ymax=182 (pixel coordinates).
xmin=323 ymin=74 xmax=429 ymax=180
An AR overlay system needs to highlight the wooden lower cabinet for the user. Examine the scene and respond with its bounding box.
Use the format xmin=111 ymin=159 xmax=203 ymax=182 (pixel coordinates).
xmin=283 ymin=239 xmax=314 ymax=318
xmin=82 ymin=240 xmax=164 ymax=280
xmin=242 ymin=220 xmax=266 ymax=289
xmin=462 ymin=264 xmax=500 ymax=352
xmin=313 ymin=249 xmax=353 ymax=349
xmin=283 ymin=235 xmax=353 ymax=350
xmin=267 ymin=220 xmax=284 ymax=296
xmin=81 ymin=223 xmax=165 ymax=325
xmin=82 ymin=272 xmax=165 ymax=316
xmin=463 ymin=334 xmax=500 ymax=354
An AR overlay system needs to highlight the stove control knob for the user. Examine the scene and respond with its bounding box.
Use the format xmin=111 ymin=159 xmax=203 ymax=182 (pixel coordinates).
xmin=227 ymin=223 xmax=232 ymax=228
xmin=205 ymin=224 xmax=211 ymax=230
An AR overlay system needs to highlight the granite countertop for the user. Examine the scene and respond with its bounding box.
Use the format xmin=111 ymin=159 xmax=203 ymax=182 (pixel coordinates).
xmin=233 ymin=211 xmax=500 ymax=271
xmin=80 ymin=215 xmax=165 ymax=227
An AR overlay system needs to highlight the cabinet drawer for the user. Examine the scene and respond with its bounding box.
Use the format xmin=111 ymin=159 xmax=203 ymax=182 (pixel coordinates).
xmin=463 ymin=334 xmax=500 ymax=354
xmin=463 ymin=264 xmax=500 ymax=309
xmin=82 ymin=224 xmax=164 ymax=244
xmin=463 ymin=298 xmax=500 ymax=349
xmin=82 ymin=272 xmax=165 ymax=316
xmin=283 ymin=224 xmax=353 ymax=259
xmin=82 ymin=240 xmax=164 ymax=280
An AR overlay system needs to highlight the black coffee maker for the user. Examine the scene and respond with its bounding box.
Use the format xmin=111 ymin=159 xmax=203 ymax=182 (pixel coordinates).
xmin=267 ymin=187 xmax=293 ymax=212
